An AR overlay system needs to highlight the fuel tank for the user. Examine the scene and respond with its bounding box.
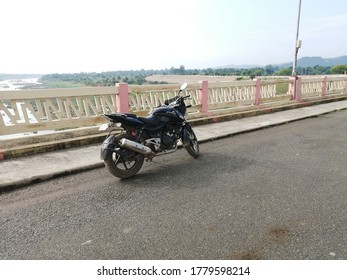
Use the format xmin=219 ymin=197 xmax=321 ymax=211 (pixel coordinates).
xmin=151 ymin=106 xmax=184 ymax=123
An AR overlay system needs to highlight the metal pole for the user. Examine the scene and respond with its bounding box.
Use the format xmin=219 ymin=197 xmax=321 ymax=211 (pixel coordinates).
xmin=292 ymin=0 xmax=302 ymax=77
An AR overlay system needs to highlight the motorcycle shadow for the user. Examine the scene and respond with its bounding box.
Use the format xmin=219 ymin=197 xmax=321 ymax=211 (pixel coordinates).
xmin=115 ymin=150 xmax=255 ymax=188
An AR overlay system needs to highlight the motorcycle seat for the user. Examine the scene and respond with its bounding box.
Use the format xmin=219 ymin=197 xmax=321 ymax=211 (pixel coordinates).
xmin=104 ymin=113 xmax=138 ymax=119
xmin=138 ymin=115 xmax=160 ymax=125
xmin=123 ymin=113 xmax=138 ymax=118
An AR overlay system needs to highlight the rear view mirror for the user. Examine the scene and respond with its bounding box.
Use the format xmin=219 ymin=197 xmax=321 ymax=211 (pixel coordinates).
xmin=180 ymin=83 xmax=188 ymax=91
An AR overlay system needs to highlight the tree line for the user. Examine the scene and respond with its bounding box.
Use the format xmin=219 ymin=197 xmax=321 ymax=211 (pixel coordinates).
xmin=39 ymin=64 xmax=347 ymax=87
xmin=39 ymin=71 xmax=167 ymax=87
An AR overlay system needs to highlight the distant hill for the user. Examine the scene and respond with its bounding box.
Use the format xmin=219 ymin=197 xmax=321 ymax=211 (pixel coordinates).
xmin=278 ymin=55 xmax=347 ymax=68
xmin=215 ymin=55 xmax=347 ymax=69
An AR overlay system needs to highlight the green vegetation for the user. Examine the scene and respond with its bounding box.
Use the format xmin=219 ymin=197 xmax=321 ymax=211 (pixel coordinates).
xmin=276 ymin=81 xmax=291 ymax=95
xmin=37 ymin=64 xmax=346 ymax=88
xmin=330 ymin=64 xmax=347 ymax=74
xmin=37 ymin=81 xmax=86 ymax=88
xmin=39 ymin=71 xmax=168 ymax=88
xmin=164 ymin=64 xmax=336 ymax=77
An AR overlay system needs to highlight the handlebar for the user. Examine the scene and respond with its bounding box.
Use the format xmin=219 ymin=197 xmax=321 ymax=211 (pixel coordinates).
xmin=164 ymin=83 xmax=191 ymax=109
xmin=176 ymin=95 xmax=191 ymax=102
xmin=165 ymin=95 xmax=191 ymax=105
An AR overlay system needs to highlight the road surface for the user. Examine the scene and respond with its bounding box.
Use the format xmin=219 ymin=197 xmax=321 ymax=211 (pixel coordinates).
xmin=1 ymin=110 xmax=347 ymax=259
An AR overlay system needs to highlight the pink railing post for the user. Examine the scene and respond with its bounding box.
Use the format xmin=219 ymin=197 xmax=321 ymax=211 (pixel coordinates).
xmin=290 ymin=77 xmax=295 ymax=99
xmin=116 ymin=83 xmax=129 ymax=113
xmin=321 ymin=76 xmax=327 ymax=97
xmin=292 ymin=76 xmax=302 ymax=102
xmin=199 ymin=80 xmax=208 ymax=113
xmin=296 ymin=76 xmax=302 ymax=102
xmin=254 ymin=78 xmax=261 ymax=106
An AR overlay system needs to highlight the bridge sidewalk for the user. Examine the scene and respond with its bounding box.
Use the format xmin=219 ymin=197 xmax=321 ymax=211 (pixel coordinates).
xmin=1 ymin=100 xmax=347 ymax=191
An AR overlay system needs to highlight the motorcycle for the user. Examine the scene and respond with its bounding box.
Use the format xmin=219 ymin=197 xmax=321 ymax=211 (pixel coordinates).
xmin=99 ymin=83 xmax=199 ymax=179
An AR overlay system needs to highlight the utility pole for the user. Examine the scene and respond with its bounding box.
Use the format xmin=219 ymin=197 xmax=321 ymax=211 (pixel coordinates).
xmin=292 ymin=0 xmax=302 ymax=77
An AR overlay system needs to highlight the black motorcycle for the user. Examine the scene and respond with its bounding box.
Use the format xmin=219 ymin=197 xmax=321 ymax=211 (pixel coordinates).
xmin=100 ymin=83 xmax=199 ymax=179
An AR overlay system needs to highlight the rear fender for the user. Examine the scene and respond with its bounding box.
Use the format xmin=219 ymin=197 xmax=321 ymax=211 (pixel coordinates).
xmin=100 ymin=135 xmax=118 ymax=160
xmin=100 ymin=134 xmax=137 ymax=160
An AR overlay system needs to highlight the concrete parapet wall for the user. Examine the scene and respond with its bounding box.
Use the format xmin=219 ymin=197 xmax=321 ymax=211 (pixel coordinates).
xmin=1 ymin=76 xmax=346 ymax=135
xmin=1 ymin=94 xmax=346 ymax=160
xmin=1 ymin=76 xmax=347 ymax=159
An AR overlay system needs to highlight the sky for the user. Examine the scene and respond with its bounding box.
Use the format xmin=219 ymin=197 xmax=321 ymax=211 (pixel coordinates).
xmin=1 ymin=0 xmax=347 ymax=74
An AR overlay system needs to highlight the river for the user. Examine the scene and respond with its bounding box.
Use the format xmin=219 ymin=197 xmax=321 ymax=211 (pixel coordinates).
xmin=0 ymin=78 xmax=42 ymax=91
xmin=0 ymin=77 xmax=55 ymax=139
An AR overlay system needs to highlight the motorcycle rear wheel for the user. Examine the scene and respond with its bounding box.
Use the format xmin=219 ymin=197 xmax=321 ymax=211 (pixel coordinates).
xmin=104 ymin=133 xmax=144 ymax=179
xmin=184 ymin=125 xmax=199 ymax=158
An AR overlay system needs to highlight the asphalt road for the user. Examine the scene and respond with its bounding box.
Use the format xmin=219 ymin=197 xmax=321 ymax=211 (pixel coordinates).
xmin=1 ymin=110 xmax=347 ymax=260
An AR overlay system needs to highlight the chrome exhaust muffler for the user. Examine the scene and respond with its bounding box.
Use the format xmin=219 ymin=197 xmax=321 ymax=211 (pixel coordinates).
xmin=119 ymin=138 xmax=154 ymax=156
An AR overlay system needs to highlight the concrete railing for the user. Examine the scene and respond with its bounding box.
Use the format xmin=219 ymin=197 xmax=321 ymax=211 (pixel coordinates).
xmin=1 ymin=76 xmax=346 ymax=136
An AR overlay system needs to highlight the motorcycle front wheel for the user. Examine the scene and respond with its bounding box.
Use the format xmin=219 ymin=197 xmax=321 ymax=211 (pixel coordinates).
xmin=104 ymin=133 xmax=144 ymax=179
xmin=184 ymin=125 xmax=199 ymax=158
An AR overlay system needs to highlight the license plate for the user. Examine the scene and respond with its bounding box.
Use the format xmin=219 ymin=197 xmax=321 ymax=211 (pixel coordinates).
xmin=99 ymin=123 xmax=109 ymax=131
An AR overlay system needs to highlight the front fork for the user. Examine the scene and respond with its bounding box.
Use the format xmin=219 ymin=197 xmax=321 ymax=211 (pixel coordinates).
xmin=181 ymin=122 xmax=193 ymax=146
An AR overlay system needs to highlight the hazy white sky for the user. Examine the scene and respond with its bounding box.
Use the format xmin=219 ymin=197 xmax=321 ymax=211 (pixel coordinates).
xmin=1 ymin=0 xmax=347 ymax=73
